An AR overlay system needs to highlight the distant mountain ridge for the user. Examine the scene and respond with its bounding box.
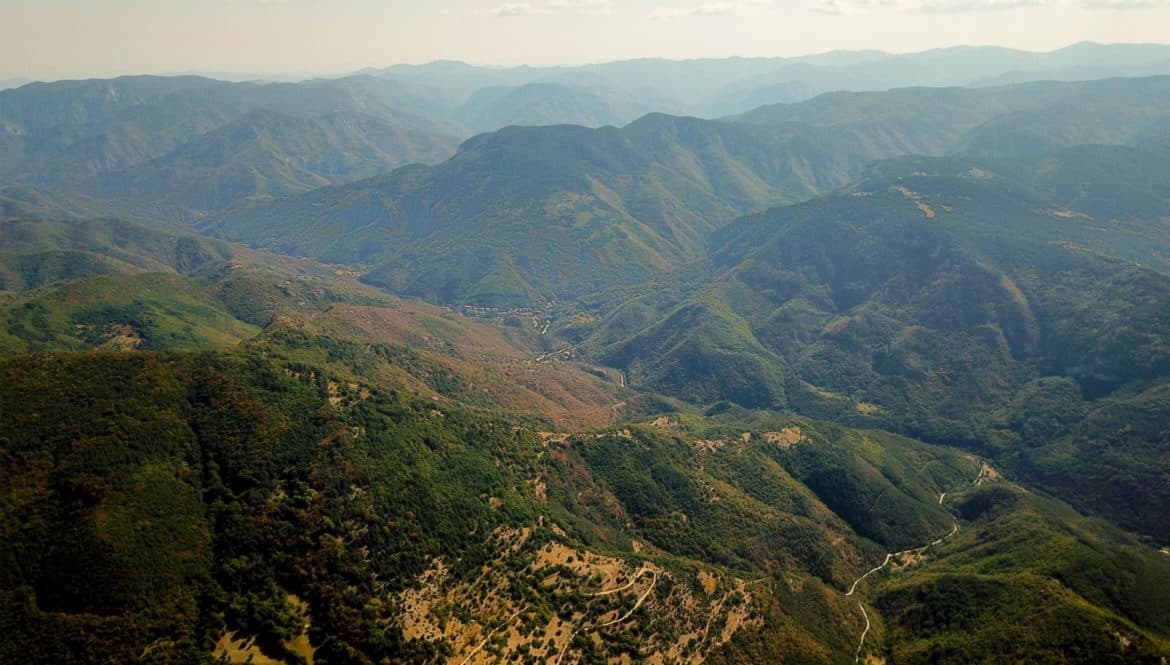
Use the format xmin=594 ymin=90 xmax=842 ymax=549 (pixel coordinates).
xmin=204 ymin=116 xmax=811 ymax=305
xmin=207 ymin=76 xmax=1170 ymax=310
xmin=0 ymin=74 xmax=463 ymax=194
xmin=373 ymin=42 xmax=1170 ymax=118
xmin=85 ymin=109 xmax=459 ymax=216
xmin=203 ymin=110 xmax=944 ymax=305
xmin=4 ymin=43 xmax=1170 ymax=223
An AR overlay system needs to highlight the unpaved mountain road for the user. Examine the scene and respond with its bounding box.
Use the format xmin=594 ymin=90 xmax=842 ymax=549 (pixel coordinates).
xmin=555 ymin=566 xmax=658 ymax=665
xmin=588 ymin=565 xmax=653 ymax=597
xmin=845 ymin=466 xmax=992 ymax=663
xmin=457 ymin=604 xmax=528 ymax=665
xmin=854 ymin=604 xmax=871 ymax=663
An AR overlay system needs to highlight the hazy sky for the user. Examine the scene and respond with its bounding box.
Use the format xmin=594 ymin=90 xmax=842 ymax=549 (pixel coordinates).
xmin=3 ymin=0 xmax=1170 ymax=80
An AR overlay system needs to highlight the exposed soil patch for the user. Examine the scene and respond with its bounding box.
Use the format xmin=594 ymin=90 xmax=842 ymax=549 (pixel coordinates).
xmin=214 ymin=594 xmax=315 ymax=665
xmin=974 ymin=463 xmax=1000 ymax=486
xmin=764 ymin=426 xmax=806 ymax=449
xmin=694 ymin=439 xmax=732 ymax=453
xmin=99 ymin=323 xmax=143 ymax=350
xmin=647 ymin=416 xmax=677 ymax=429
xmin=698 ymin=571 xmax=719 ymax=596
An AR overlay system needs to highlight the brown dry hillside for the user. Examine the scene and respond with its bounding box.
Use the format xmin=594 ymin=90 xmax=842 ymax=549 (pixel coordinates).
xmin=299 ymin=301 xmax=625 ymax=429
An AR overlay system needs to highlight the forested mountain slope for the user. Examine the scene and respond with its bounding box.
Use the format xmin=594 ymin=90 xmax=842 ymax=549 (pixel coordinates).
xmin=590 ymin=146 xmax=1170 ymax=542
xmin=4 ymin=346 xmax=1167 ymax=664
xmin=205 ymin=77 xmax=1170 ymax=310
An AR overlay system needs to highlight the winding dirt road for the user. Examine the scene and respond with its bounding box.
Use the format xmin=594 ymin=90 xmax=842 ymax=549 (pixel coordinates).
xmin=594 ymin=569 xmax=658 ymax=630
xmin=588 ymin=566 xmax=653 ymax=597
xmin=555 ymin=567 xmax=658 ymax=665
xmin=458 ymin=605 xmax=528 ymax=665
xmin=844 ymin=474 xmax=985 ymax=663
xmin=854 ymin=603 xmax=870 ymax=664
xmin=845 ymin=493 xmax=962 ymax=598
xmin=846 ymin=553 xmax=893 ymax=597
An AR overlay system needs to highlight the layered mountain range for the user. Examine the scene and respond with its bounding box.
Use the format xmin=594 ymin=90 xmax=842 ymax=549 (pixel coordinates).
xmin=3 ymin=47 xmax=1170 ymax=665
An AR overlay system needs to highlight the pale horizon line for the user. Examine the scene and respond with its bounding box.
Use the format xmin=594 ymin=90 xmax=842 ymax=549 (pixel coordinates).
xmin=4 ymin=39 xmax=1170 ymax=88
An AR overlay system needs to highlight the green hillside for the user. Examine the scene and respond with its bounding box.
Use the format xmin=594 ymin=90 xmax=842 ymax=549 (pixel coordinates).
xmin=202 ymin=111 xmax=972 ymax=307
xmin=1 ymin=218 xmax=1165 ymax=662
xmin=203 ymin=77 xmax=1170 ymax=310
xmin=590 ymin=147 xmax=1170 ymax=543
xmin=0 ymin=251 xmax=625 ymax=429
xmin=0 ymin=273 xmax=260 ymax=353
xmin=870 ymin=483 xmax=1170 ymax=663
xmin=205 ymin=117 xmax=813 ymax=306
xmin=0 ymin=217 xmax=235 ymax=291
xmin=4 ymin=346 xmax=1167 ymax=664
xmin=0 ymin=186 xmax=134 ymax=222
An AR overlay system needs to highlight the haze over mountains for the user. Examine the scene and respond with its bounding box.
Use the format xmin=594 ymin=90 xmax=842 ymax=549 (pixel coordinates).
xmin=368 ymin=41 xmax=1170 ymax=120
xmin=3 ymin=40 xmax=1170 ymax=665
xmin=203 ymin=76 xmax=1170 ymax=309
xmin=4 ymin=42 xmax=1170 ymax=218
